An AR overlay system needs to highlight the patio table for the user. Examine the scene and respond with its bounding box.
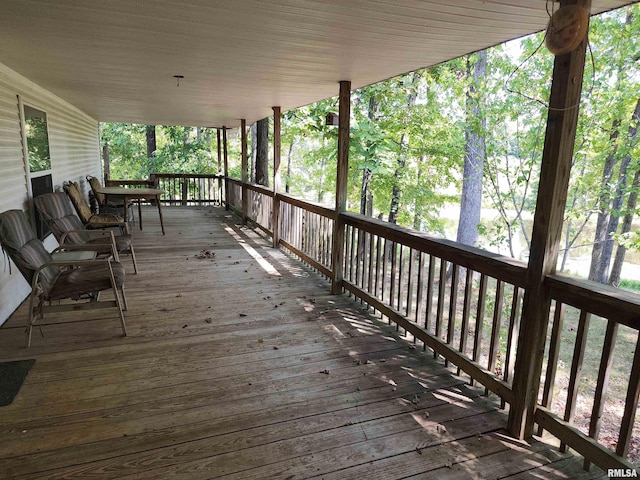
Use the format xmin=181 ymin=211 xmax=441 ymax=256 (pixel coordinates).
xmin=93 ymin=186 xmax=166 ymax=235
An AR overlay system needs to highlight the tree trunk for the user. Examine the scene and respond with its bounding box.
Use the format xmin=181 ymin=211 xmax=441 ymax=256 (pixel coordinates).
xmin=317 ymin=154 xmax=327 ymax=203
xmin=609 ymin=168 xmax=640 ymax=286
xmin=413 ymin=158 xmax=425 ymax=230
xmin=456 ymin=50 xmax=487 ymax=247
xmin=250 ymin=123 xmax=257 ymax=183
xmin=609 ymin=97 xmax=640 ymax=286
xmin=286 ymin=141 xmax=293 ymax=193
xmin=588 ymin=120 xmax=620 ymax=282
xmin=255 ymin=118 xmax=269 ymax=186
xmin=146 ymin=125 xmax=156 ymax=176
xmin=361 ymin=95 xmax=377 ymax=216
xmin=388 ymin=72 xmax=420 ymax=224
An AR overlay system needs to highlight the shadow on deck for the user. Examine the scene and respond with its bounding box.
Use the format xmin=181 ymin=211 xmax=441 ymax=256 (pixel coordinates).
xmin=0 ymin=206 xmax=607 ymax=479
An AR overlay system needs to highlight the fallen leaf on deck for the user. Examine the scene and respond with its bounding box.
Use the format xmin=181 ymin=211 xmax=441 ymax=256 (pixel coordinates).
xmin=415 ymin=446 xmax=423 ymax=455
xmin=258 ymin=338 xmax=264 ymax=343
xmin=176 ymin=293 xmax=183 ymax=297
xmin=320 ymin=369 xmax=330 ymax=375
xmin=194 ymin=249 xmax=216 ymax=259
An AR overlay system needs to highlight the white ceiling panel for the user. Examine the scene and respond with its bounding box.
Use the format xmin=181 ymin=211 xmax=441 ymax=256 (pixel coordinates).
xmin=0 ymin=0 xmax=635 ymax=126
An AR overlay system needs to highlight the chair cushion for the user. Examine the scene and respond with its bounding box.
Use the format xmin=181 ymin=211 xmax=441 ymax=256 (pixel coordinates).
xmin=65 ymin=182 xmax=93 ymax=224
xmin=0 ymin=209 xmax=35 ymax=252
xmin=15 ymin=239 xmax=60 ymax=293
xmin=0 ymin=210 xmax=60 ymax=293
xmin=87 ymin=214 xmax=125 ymax=228
xmin=87 ymin=176 xmax=107 ymax=205
xmin=48 ymin=261 xmax=126 ymax=301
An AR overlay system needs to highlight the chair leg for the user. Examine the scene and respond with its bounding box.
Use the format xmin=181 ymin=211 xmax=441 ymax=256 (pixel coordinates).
xmin=120 ymin=284 xmax=129 ymax=312
xmin=25 ymin=295 xmax=37 ymax=348
xmin=106 ymin=262 xmax=127 ymax=336
xmin=129 ymin=245 xmax=139 ymax=274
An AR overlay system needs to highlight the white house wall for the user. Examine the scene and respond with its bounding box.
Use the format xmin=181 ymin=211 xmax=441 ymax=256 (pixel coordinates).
xmin=0 ymin=62 xmax=101 ymax=327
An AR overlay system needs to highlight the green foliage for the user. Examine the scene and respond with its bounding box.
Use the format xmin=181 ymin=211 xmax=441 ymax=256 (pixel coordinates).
xmin=101 ymin=124 xmax=222 ymax=178
xmin=25 ymin=109 xmax=51 ymax=172
xmin=619 ymin=278 xmax=640 ymax=293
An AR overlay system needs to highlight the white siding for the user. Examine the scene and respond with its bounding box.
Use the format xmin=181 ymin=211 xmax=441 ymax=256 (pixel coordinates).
xmin=0 ymin=62 xmax=101 ymax=327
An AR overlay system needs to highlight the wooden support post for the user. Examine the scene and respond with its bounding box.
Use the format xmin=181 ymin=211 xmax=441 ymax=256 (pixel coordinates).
xmin=272 ymin=106 xmax=281 ymax=249
xmin=331 ymin=80 xmax=351 ymax=295
xmin=223 ymin=126 xmax=230 ymax=211
xmin=241 ymin=119 xmax=248 ymax=223
xmin=507 ymin=0 xmax=591 ymax=439
xmin=216 ymin=128 xmax=222 ymax=205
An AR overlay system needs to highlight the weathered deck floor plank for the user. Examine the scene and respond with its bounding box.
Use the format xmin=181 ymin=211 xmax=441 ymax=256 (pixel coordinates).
xmin=0 ymin=206 xmax=606 ymax=479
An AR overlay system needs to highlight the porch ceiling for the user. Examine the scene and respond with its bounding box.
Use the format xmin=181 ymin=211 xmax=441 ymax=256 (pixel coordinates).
xmin=0 ymin=0 xmax=634 ymax=127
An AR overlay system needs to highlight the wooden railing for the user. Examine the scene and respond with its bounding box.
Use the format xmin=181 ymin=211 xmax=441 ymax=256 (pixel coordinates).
xmin=107 ymin=174 xmax=224 ymax=206
xmin=341 ymin=212 xmax=525 ymax=404
xmin=227 ymin=178 xmax=243 ymax=214
xmin=536 ymin=274 xmax=640 ymax=471
xmin=227 ymin=183 xmax=638 ymax=471
xmin=279 ymin=193 xmax=334 ymax=279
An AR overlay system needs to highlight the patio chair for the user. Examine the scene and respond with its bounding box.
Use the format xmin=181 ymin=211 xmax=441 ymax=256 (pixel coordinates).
xmin=64 ymin=181 xmax=128 ymax=231
xmin=0 ymin=210 xmax=127 ymax=347
xmin=34 ymin=191 xmax=139 ymax=274
xmin=87 ymin=175 xmax=134 ymax=220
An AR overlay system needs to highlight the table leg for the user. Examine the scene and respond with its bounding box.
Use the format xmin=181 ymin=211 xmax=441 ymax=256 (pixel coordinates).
xmin=157 ymin=195 xmax=165 ymax=235
xmin=138 ymin=199 xmax=143 ymax=230
xmin=123 ymin=200 xmax=129 ymax=229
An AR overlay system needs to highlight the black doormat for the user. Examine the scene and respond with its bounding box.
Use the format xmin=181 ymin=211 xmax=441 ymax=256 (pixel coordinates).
xmin=0 ymin=359 xmax=35 ymax=406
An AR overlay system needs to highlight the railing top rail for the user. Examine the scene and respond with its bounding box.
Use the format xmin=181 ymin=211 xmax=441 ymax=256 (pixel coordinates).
xmin=151 ymin=173 xmax=222 ymax=179
xmin=245 ymin=182 xmax=274 ymax=197
xmin=277 ymin=192 xmax=335 ymax=219
xmin=342 ymin=211 xmax=528 ymax=287
xmin=546 ymin=273 xmax=640 ymax=329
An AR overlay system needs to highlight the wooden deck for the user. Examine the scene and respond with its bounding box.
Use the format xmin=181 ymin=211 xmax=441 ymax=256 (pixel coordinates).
xmin=0 ymin=206 xmax=608 ymax=479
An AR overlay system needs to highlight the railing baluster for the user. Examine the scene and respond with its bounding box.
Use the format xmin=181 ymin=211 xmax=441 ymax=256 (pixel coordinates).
xmin=397 ymin=245 xmax=404 ymax=317
xmin=486 ymin=279 xmax=504 ymax=395
xmin=561 ymin=309 xmax=591 ymax=453
xmin=381 ymin=238 xmax=388 ymax=311
xmin=458 ymin=268 xmax=474 ymax=376
xmin=424 ymin=254 xmax=435 ymax=336
xmin=375 ymin=235 xmax=382 ymax=301
xmin=502 ymin=285 xmax=521 ymax=409
xmin=472 ymin=273 xmax=488 ymax=386
xmin=367 ymin=231 xmax=375 ymax=297
xmin=415 ymin=251 xmax=425 ymax=328
xmin=435 ymin=258 xmax=446 ymax=359
xmin=354 ymin=226 xmax=360 ymax=291
xmin=390 ymin=242 xmax=397 ymax=317
xmin=406 ymin=248 xmax=415 ymax=322
xmin=584 ymin=319 xmax=618 ymax=470
xmin=445 ymin=263 xmax=459 ymax=367
xmin=539 ymin=301 xmax=565 ymax=428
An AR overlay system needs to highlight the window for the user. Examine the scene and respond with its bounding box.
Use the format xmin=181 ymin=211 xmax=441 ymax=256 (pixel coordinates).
xmin=23 ymin=105 xmax=51 ymax=173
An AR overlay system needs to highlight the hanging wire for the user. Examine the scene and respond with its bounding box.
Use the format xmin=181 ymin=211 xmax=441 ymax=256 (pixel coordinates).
xmin=504 ymin=0 xmax=597 ymax=112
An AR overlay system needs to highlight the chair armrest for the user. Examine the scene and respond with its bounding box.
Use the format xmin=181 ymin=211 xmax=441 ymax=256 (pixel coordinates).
xmin=31 ymin=257 xmax=117 ymax=292
xmin=57 ymin=230 xmax=119 ymax=260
